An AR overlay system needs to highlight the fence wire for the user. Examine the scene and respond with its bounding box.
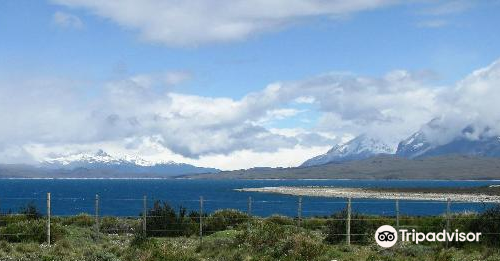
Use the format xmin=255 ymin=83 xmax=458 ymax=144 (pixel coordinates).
xmin=0 ymin=193 xmax=499 ymax=246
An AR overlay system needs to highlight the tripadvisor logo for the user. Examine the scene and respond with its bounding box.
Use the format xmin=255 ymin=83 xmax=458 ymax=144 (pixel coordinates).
xmin=375 ymin=225 xmax=481 ymax=248
xmin=375 ymin=225 xmax=398 ymax=248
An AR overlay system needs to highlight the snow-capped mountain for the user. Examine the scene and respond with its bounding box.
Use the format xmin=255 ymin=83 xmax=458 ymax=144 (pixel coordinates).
xmin=396 ymin=123 xmax=500 ymax=159
xmin=301 ymin=134 xmax=394 ymax=167
xmin=395 ymin=130 xmax=434 ymax=158
xmin=42 ymin=150 xmax=219 ymax=176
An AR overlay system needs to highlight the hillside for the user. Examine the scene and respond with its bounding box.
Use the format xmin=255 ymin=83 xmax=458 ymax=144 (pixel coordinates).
xmin=186 ymin=155 xmax=500 ymax=180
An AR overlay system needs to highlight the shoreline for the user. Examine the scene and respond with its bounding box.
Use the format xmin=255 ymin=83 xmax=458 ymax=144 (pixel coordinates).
xmin=237 ymin=186 xmax=500 ymax=203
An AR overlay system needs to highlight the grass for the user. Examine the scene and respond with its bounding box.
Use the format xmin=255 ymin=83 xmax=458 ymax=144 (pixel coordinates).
xmin=1 ymin=208 xmax=500 ymax=260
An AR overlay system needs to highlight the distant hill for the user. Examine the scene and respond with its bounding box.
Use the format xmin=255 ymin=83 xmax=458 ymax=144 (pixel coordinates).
xmin=186 ymin=155 xmax=500 ymax=180
xmin=0 ymin=150 xmax=219 ymax=178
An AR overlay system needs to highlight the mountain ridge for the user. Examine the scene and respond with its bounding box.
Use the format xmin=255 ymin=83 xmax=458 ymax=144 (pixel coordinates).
xmin=185 ymin=154 xmax=500 ymax=180
xmin=0 ymin=150 xmax=219 ymax=178
xmin=300 ymin=134 xmax=393 ymax=167
xmin=396 ymin=122 xmax=500 ymax=159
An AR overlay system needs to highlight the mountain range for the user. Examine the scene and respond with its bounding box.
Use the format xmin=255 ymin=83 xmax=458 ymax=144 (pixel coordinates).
xmin=301 ymin=134 xmax=394 ymax=167
xmin=396 ymin=124 xmax=500 ymax=159
xmin=0 ymin=150 xmax=219 ymax=178
xmin=2 ymin=119 xmax=500 ymax=179
xmin=300 ymin=120 xmax=500 ymax=167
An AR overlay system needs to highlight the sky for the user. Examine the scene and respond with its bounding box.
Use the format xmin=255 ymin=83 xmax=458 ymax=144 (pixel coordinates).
xmin=1 ymin=0 xmax=500 ymax=170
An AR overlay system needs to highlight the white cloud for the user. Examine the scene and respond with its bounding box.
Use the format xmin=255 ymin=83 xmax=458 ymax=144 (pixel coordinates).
xmin=3 ymin=58 xmax=500 ymax=169
xmin=415 ymin=0 xmax=478 ymax=29
xmin=186 ymin=146 xmax=332 ymax=170
xmin=164 ymin=71 xmax=191 ymax=85
xmin=51 ymin=0 xmax=397 ymax=46
xmin=420 ymin=0 xmax=474 ymax=16
xmin=53 ymin=11 xmax=84 ymax=29
xmin=294 ymin=96 xmax=315 ymax=104
xmin=417 ymin=19 xmax=449 ymax=28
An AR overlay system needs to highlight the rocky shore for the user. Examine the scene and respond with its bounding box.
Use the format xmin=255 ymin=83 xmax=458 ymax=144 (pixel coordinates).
xmin=237 ymin=186 xmax=500 ymax=203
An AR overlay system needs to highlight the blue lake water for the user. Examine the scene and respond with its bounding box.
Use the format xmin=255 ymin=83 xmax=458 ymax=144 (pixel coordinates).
xmin=0 ymin=179 xmax=499 ymax=217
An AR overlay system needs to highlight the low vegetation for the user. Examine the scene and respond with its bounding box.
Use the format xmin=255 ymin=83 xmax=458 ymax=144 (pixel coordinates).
xmin=1 ymin=202 xmax=500 ymax=260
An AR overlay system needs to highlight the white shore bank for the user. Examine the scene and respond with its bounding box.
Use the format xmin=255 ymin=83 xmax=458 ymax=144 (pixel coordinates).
xmin=236 ymin=186 xmax=500 ymax=203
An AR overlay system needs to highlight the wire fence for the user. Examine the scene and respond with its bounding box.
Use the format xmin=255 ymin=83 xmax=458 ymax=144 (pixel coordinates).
xmin=0 ymin=193 xmax=498 ymax=246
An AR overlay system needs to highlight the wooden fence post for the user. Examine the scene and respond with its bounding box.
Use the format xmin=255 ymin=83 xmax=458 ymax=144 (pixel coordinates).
xmin=446 ymin=198 xmax=451 ymax=248
xmin=347 ymin=197 xmax=351 ymax=246
xmin=396 ymin=199 xmax=400 ymax=230
xmin=247 ymin=196 xmax=252 ymax=230
xmin=47 ymin=192 xmax=51 ymax=245
xmin=95 ymin=194 xmax=99 ymax=235
xmin=297 ymin=197 xmax=302 ymax=227
xmin=199 ymin=196 xmax=204 ymax=245
xmin=247 ymin=196 xmax=252 ymax=216
xmin=143 ymin=195 xmax=147 ymax=236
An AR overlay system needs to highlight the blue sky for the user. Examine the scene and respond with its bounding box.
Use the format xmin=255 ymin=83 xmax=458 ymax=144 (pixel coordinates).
xmin=1 ymin=0 xmax=500 ymax=169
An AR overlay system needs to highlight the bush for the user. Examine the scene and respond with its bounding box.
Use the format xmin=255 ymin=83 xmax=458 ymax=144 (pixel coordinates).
xmin=126 ymin=236 xmax=199 ymax=261
xmin=0 ymin=219 xmax=65 ymax=243
xmin=287 ymin=232 xmax=326 ymax=260
xmin=100 ymin=216 xmax=139 ymax=234
xmin=204 ymin=209 xmax=248 ymax=232
xmin=146 ymin=201 xmax=198 ymax=237
xmin=265 ymin=215 xmax=295 ymax=226
xmin=324 ymin=208 xmax=372 ymax=244
xmin=19 ymin=202 xmax=42 ymax=220
xmin=130 ymin=232 xmax=151 ymax=248
xmin=302 ymin=217 xmax=328 ymax=230
xmin=238 ymin=221 xmax=288 ymax=251
xmin=237 ymin=221 xmax=326 ymax=260
xmin=59 ymin=213 xmax=94 ymax=227
xmin=468 ymin=205 xmax=500 ymax=246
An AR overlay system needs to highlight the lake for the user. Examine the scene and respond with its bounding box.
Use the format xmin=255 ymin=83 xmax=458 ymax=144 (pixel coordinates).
xmin=0 ymin=179 xmax=498 ymax=217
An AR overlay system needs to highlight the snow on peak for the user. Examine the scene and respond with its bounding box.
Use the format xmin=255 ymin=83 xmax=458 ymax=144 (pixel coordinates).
xmin=43 ymin=150 xmax=176 ymax=168
xmin=301 ymin=135 xmax=394 ymax=167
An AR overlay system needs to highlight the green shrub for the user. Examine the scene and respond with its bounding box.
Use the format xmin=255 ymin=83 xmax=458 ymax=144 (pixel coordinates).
xmin=0 ymin=219 xmax=65 ymax=243
xmin=468 ymin=205 xmax=500 ymax=247
xmin=59 ymin=213 xmax=94 ymax=227
xmin=1 ymin=214 xmax=29 ymax=225
xmin=238 ymin=221 xmax=288 ymax=251
xmin=265 ymin=215 xmax=295 ymax=226
xmin=19 ymin=201 xmax=43 ymax=220
xmin=302 ymin=217 xmax=328 ymax=230
xmin=126 ymin=237 xmax=199 ymax=261
xmin=287 ymin=232 xmax=326 ymax=260
xmin=0 ymin=240 xmax=11 ymax=253
xmin=130 ymin=231 xmax=150 ymax=248
xmin=237 ymin=221 xmax=326 ymax=260
xmin=324 ymin=208 xmax=372 ymax=244
xmin=204 ymin=209 xmax=248 ymax=232
xmin=434 ymin=248 xmax=454 ymax=261
xmin=146 ymin=201 xmax=198 ymax=237
xmin=100 ymin=216 xmax=139 ymax=234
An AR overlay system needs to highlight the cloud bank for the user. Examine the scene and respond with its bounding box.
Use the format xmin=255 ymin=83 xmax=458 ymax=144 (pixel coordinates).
xmin=1 ymin=58 xmax=500 ymax=169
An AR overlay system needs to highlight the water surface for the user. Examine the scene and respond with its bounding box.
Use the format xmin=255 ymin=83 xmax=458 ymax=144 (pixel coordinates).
xmin=0 ymin=179 xmax=498 ymax=217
